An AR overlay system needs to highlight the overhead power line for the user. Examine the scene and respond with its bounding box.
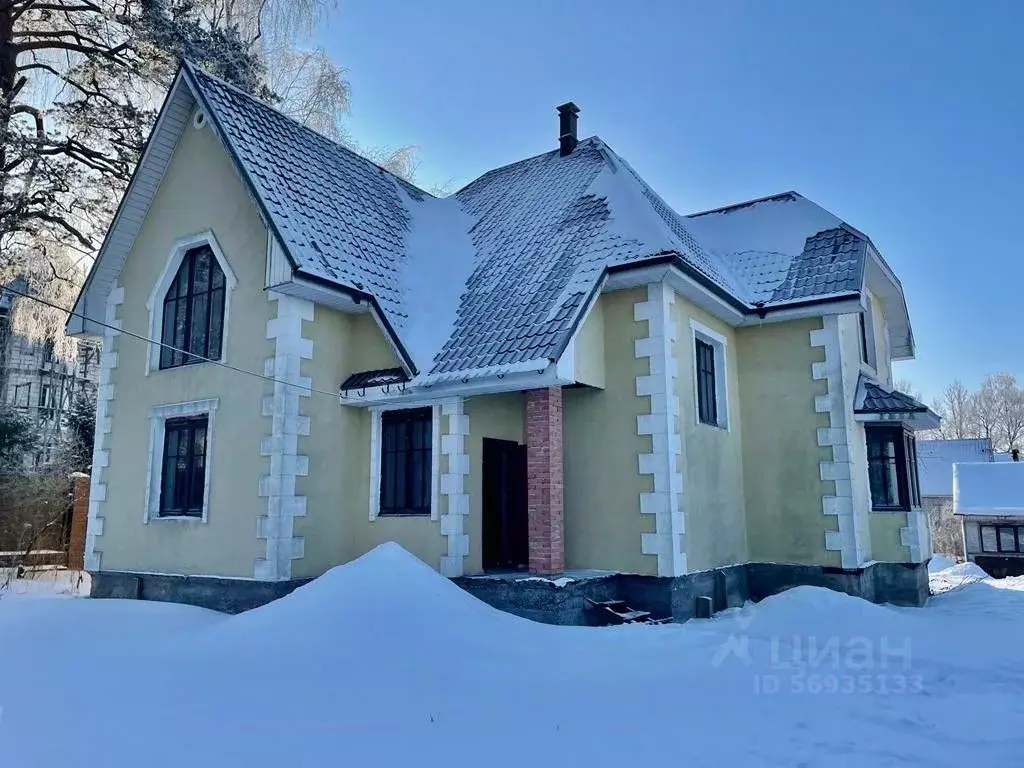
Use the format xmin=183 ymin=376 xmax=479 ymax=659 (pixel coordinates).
xmin=0 ymin=284 xmax=344 ymax=400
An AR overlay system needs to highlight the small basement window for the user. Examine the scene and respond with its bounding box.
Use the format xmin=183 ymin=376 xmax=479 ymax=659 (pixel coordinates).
xmin=378 ymin=407 xmax=433 ymax=516
xmin=866 ymin=424 xmax=921 ymax=511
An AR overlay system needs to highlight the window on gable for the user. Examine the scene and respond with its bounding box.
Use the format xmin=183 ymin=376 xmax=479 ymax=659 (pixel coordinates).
xmin=160 ymin=245 xmax=225 ymax=369
xmin=159 ymin=416 xmax=208 ymax=517
xmin=866 ymin=424 xmax=921 ymax=511
xmin=379 ymin=407 xmax=432 ymax=516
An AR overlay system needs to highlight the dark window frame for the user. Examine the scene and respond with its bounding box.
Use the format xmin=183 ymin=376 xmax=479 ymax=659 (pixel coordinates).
xmin=378 ymin=407 xmax=433 ymax=517
xmin=980 ymin=524 xmax=1023 ymax=554
xmin=695 ymin=337 xmax=718 ymax=426
xmin=859 ymin=313 xmax=871 ymax=364
xmin=159 ymin=245 xmax=226 ymax=370
xmin=866 ymin=424 xmax=921 ymax=512
xmin=159 ymin=415 xmax=209 ymax=518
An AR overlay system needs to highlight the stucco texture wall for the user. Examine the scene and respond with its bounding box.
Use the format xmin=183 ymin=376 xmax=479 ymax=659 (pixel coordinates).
xmin=737 ymin=317 xmax=841 ymax=567
xmin=869 ymin=512 xmax=910 ymax=562
xmin=564 ymin=290 xmax=656 ymax=575
xmin=294 ymin=310 xmax=410 ymax=579
xmin=99 ymin=116 xmax=272 ymax=577
xmin=673 ymin=298 xmax=748 ymax=571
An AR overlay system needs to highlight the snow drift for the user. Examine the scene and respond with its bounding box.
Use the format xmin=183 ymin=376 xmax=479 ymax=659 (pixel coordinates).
xmin=5 ymin=543 xmax=1024 ymax=767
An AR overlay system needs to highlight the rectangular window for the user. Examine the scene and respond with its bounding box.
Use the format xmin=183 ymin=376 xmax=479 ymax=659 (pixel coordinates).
xmin=866 ymin=425 xmax=921 ymax=511
xmin=981 ymin=525 xmax=999 ymax=552
xmin=695 ymin=338 xmax=718 ymax=426
xmin=981 ymin=524 xmax=1022 ymax=553
xmin=859 ymin=313 xmax=870 ymax=364
xmin=159 ymin=416 xmax=208 ymax=517
xmin=379 ymin=408 xmax=432 ymax=516
xmin=859 ymin=296 xmax=877 ymax=369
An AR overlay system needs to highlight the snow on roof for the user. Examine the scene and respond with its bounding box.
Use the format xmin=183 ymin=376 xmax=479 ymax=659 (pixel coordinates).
xmin=954 ymin=461 xmax=1024 ymax=517
xmin=918 ymin=439 xmax=994 ymax=497
xmin=79 ymin=62 xmax=886 ymax=382
xmin=685 ymin=193 xmax=864 ymax=306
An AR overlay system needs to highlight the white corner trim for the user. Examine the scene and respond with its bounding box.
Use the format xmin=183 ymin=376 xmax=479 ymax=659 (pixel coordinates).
xmin=368 ymin=402 xmax=443 ymax=522
xmin=256 ymin=292 xmax=314 ymax=581
xmin=144 ymin=230 xmax=238 ymax=375
xmin=900 ymin=507 xmax=931 ymax=563
xmin=85 ymin=282 xmax=124 ymax=571
xmin=634 ymin=282 xmax=686 ymax=577
xmin=439 ymin=397 xmax=469 ymax=577
xmin=810 ymin=315 xmax=864 ymax=568
xmin=689 ymin=317 xmax=730 ymax=431
xmin=143 ymin=399 xmax=219 ymax=523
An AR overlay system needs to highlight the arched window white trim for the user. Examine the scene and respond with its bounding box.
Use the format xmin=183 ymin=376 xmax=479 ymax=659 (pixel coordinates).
xmin=145 ymin=231 xmax=238 ymax=375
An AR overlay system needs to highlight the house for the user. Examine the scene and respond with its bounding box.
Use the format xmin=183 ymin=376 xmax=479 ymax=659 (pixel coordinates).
xmin=917 ymin=437 xmax=996 ymax=556
xmin=67 ymin=62 xmax=938 ymax=618
xmin=955 ymin=458 xmax=1024 ymax=576
xmin=0 ymin=281 xmax=100 ymax=470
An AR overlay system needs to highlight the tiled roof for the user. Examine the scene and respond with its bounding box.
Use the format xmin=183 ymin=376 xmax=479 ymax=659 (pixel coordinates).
xmin=340 ymin=368 xmax=408 ymax=391
xmin=183 ymin=63 xmax=876 ymax=382
xmin=685 ymin=193 xmax=865 ymax=306
xmin=854 ymin=375 xmax=929 ymax=415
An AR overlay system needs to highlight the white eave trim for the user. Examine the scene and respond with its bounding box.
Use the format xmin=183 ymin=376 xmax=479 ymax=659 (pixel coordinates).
xmin=340 ymin=362 xmax=571 ymax=407
xmin=68 ymin=70 xmax=197 ymax=337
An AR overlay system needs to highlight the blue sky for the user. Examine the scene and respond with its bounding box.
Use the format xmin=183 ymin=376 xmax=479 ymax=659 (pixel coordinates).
xmin=316 ymin=1 xmax=1024 ymax=404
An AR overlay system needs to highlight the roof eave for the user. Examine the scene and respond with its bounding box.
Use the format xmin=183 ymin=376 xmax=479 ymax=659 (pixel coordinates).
xmin=67 ymin=65 xmax=195 ymax=336
xmin=182 ymin=63 xmax=420 ymax=376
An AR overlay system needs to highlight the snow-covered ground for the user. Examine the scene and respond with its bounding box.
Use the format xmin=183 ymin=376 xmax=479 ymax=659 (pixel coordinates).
xmin=2 ymin=547 xmax=1023 ymax=767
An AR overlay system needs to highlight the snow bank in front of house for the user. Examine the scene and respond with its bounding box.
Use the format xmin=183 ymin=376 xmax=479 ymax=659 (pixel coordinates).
xmin=929 ymin=560 xmax=990 ymax=594
xmin=0 ymin=568 xmax=90 ymax=600
xmin=929 ymin=554 xmax=956 ymax=573
xmin=6 ymin=543 xmax=1024 ymax=766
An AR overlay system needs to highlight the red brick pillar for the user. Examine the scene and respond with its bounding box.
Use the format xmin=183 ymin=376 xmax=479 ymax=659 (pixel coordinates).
xmin=68 ymin=473 xmax=90 ymax=571
xmin=526 ymin=387 xmax=564 ymax=574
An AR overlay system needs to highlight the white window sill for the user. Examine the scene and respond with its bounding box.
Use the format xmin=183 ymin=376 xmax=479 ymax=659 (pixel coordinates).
xmin=149 ymin=515 xmax=206 ymax=523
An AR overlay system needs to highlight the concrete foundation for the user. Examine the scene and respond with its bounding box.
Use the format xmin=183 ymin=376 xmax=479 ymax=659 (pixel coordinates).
xmin=89 ymin=559 xmax=930 ymax=621
xmin=90 ymin=571 xmax=310 ymax=614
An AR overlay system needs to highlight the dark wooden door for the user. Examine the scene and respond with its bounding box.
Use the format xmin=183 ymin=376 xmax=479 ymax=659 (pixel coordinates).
xmin=482 ymin=438 xmax=528 ymax=571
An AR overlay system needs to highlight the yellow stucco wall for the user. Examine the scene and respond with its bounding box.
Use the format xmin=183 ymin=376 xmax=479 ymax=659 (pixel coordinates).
xmin=573 ymin=295 xmax=606 ymax=388
xmin=564 ymin=288 xmax=656 ymax=575
xmin=464 ymin=393 xmax=525 ymax=575
xmin=869 ymin=512 xmax=910 ymax=562
xmin=736 ymin=318 xmax=841 ymax=567
xmin=99 ymin=115 xmax=272 ymax=577
xmin=293 ymin=308 xmax=404 ymax=579
xmin=674 ymin=299 xmax=748 ymax=571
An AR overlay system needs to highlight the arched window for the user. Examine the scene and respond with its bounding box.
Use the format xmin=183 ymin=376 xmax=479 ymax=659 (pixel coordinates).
xmin=160 ymin=245 xmax=225 ymax=369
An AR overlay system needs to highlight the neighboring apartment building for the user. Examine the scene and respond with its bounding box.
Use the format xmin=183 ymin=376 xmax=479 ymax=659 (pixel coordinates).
xmin=68 ymin=62 xmax=938 ymax=620
xmin=0 ymin=283 xmax=100 ymax=469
